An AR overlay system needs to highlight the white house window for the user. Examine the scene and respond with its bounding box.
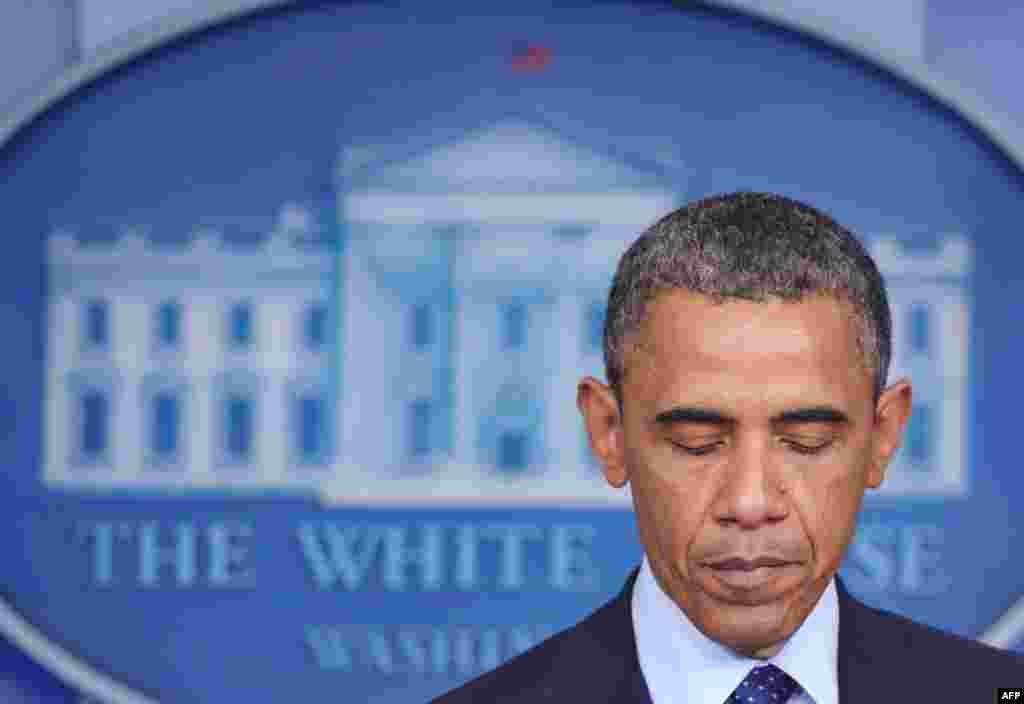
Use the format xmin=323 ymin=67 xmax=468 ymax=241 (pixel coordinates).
xmin=293 ymin=393 xmax=329 ymax=465
xmin=501 ymin=302 xmax=527 ymax=349
xmin=140 ymin=375 xmax=187 ymax=469
xmin=151 ymin=392 xmax=181 ymax=464
xmin=908 ymin=304 xmax=930 ymax=355
xmin=498 ymin=430 xmax=528 ymax=471
xmin=586 ymin=301 xmax=605 ymax=352
xmin=904 ymin=402 xmax=933 ymax=466
xmin=409 ymin=398 xmax=433 ymax=459
xmin=215 ymin=372 xmax=259 ymax=468
xmin=553 ymin=224 xmax=590 ymax=240
xmin=156 ymin=300 xmax=182 ymax=349
xmin=304 ymin=303 xmax=327 ymax=351
xmin=68 ymin=371 xmax=116 ymax=468
xmin=79 ymin=388 xmax=109 ymax=463
xmin=483 ymin=382 xmax=540 ymax=474
xmin=411 ymin=303 xmax=433 ymax=349
xmin=227 ymin=301 xmax=254 ymax=349
xmin=225 ymin=393 xmax=253 ymax=463
xmin=82 ymin=299 xmax=109 ymax=351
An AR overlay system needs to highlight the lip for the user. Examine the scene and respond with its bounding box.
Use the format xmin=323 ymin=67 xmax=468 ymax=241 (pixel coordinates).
xmin=705 ymin=557 xmax=794 ymax=571
xmin=702 ymin=558 xmax=799 ymax=591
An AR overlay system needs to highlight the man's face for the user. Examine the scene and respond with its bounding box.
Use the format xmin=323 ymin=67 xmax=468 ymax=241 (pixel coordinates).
xmin=578 ymin=289 xmax=911 ymax=659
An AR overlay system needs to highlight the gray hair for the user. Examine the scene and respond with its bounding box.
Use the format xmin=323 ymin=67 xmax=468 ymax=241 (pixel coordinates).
xmin=604 ymin=192 xmax=891 ymax=409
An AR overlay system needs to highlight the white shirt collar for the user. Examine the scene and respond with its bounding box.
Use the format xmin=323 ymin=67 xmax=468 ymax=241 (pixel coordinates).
xmin=631 ymin=554 xmax=839 ymax=704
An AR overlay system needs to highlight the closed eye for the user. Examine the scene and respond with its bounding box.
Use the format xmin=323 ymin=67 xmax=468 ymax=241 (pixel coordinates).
xmin=671 ymin=440 xmax=833 ymax=456
xmin=671 ymin=441 xmax=721 ymax=457
xmin=784 ymin=439 xmax=833 ymax=455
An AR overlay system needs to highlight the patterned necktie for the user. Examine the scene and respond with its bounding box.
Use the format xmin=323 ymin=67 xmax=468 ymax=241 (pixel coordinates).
xmin=725 ymin=664 xmax=801 ymax=704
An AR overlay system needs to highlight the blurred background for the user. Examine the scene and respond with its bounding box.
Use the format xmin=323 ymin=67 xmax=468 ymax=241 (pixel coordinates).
xmin=3 ymin=0 xmax=1024 ymax=126
xmin=0 ymin=2 xmax=1021 ymax=703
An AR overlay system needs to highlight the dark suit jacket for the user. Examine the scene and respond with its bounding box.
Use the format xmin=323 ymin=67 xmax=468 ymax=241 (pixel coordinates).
xmin=431 ymin=566 xmax=1024 ymax=702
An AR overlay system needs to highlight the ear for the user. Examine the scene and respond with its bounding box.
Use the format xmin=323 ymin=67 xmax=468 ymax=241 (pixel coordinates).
xmin=577 ymin=376 xmax=629 ymax=488
xmin=867 ymin=378 xmax=913 ymax=488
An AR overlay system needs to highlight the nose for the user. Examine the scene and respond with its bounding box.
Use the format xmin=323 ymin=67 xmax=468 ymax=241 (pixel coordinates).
xmin=713 ymin=435 xmax=788 ymax=529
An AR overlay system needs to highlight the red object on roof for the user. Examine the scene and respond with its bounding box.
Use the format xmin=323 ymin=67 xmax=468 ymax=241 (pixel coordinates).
xmin=510 ymin=43 xmax=552 ymax=72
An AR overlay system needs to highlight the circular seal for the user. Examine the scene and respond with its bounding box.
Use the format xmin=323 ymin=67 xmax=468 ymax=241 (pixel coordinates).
xmin=1 ymin=1 xmax=1023 ymax=701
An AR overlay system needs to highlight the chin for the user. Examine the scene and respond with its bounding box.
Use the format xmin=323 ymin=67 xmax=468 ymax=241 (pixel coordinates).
xmin=709 ymin=612 xmax=798 ymax=657
xmin=699 ymin=595 xmax=799 ymax=640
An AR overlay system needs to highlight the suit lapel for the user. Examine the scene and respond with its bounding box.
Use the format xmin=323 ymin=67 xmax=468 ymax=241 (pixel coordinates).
xmin=602 ymin=566 xmax=654 ymax=704
xmin=836 ymin=575 xmax=892 ymax=703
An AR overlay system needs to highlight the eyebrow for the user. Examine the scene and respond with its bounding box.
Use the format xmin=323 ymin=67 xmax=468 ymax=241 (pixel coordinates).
xmin=653 ymin=406 xmax=850 ymax=427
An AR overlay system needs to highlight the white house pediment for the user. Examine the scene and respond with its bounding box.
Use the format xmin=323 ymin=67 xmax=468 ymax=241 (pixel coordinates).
xmin=343 ymin=121 xmax=679 ymax=225
xmin=348 ymin=120 xmax=669 ymax=194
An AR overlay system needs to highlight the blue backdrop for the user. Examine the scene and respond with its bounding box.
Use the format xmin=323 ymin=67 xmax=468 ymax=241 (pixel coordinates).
xmin=0 ymin=1 xmax=1022 ymax=702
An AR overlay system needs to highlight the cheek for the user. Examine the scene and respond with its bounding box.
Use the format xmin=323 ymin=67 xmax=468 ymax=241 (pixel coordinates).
xmin=628 ymin=448 xmax=710 ymax=564
xmin=799 ymin=458 xmax=869 ymax=560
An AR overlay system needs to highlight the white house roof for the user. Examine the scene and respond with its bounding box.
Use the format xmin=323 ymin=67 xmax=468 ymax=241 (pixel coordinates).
xmin=350 ymin=120 xmax=672 ymax=194
xmin=343 ymin=120 xmax=680 ymax=226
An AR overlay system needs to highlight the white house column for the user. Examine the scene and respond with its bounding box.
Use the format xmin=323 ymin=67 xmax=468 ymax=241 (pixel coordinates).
xmin=113 ymin=295 xmax=144 ymax=482
xmin=259 ymin=295 xmax=291 ymax=483
xmin=549 ymin=292 xmax=585 ymax=473
xmin=186 ymin=292 xmax=219 ymax=484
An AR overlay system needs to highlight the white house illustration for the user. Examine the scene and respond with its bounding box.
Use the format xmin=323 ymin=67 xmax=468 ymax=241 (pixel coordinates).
xmin=329 ymin=120 xmax=680 ymax=505
xmin=42 ymin=120 xmax=971 ymax=505
xmin=43 ymin=208 xmax=336 ymax=492
xmin=867 ymin=236 xmax=971 ymax=498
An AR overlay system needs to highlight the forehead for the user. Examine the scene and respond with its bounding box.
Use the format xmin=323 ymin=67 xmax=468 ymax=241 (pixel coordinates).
xmin=622 ymin=289 xmax=872 ymax=414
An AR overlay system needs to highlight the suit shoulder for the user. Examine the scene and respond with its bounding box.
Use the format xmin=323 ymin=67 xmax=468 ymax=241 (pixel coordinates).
xmin=429 ymin=594 xmax=631 ymax=704
xmin=853 ymin=598 xmax=1024 ymax=674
